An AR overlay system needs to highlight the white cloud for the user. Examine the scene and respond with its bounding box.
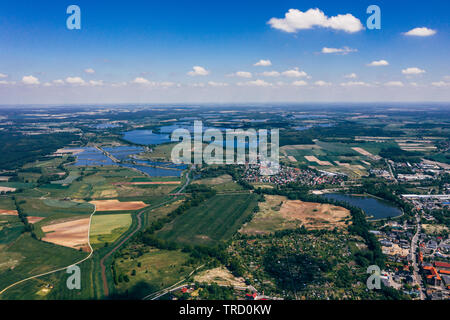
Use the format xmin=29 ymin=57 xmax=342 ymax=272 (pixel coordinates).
xmin=404 ymin=27 xmax=436 ymax=37
xmin=237 ymin=79 xmax=271 ymax=87
xmin=187 ymin=66 xmax=210 ymax=76
xmin=208 ymin=81 xmax=229 ymax=87
xmin=89 ymin=80 xmax=104 ymax=86
xmin=22 ymin=75 xmax=40 ymax=85
xmin=0 ymin=80 xmax=15 ymax=85
xmin=402 ymin=67 xmax=425 ymax=75
xmin=131 ymin=78 xmax=179 ymax=87
xmin=321 ymin=47 xmax=357 ymax=54
xmin=261 ymin=71 xmax=280 ymax=77
xmin=281 ymin=67 xmax=308 ymax=78
xmin=344 ymin=73 xmax=357 ymax=79
xmin=53 ymin=79 xmax=65 ymax=85
xmin=230 ymin=71 xmax=252 ymax=78
xmin=385 ymin=81 xmax=404 ymax=87
xmin=84 ymin=68 xmax=95 ymax=74
xmin=65 ymin=76 xmax=86 ymax=85
xmin=443 ymin=76 xmax=450 ymax=81
xmin=314 ymin=80 xmax=331 ymax=86
xmin=431 ymin=81 xmax=450 ymax=87
xmin=132 ymin=77 xmax=151 ymax=85
xmin=190 ymin=82 xmax=206 ymax=88
xmin=111 ymin=81 xmax=128 ymax=87
xmin=160 ymin=81 xmax=176 ymax=87
xmin=367 ymin=60 xmax=389 ymax=67
xmin=254 ymin=59 xmax=272 ymax=67
xmin=292 ymin=80 xmax=308 ymax=86
xmin=0 ymin=73 xmax=8 ymax=78
xmin=268 ymin=8 xmax=363 ymax=33
xmin=340 ymin=81 xmax=369 ymax=87
xmin=43 ymin=82 xmax=52 ymax=87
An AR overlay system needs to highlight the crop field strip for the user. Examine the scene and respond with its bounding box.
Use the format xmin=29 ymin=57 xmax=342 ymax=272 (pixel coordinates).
xmin=157 ymin=193 xmax=258 ymax=246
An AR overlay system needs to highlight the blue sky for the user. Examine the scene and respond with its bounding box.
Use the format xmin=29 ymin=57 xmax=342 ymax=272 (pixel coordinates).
xmin=0 ymin=0 xmax=449 ymax=104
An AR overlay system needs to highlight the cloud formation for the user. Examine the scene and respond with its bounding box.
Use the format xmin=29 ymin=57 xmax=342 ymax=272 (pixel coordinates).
xmin=268 ymin=8 xmax=363 ymax=33
xmin=281 ymin=67 xmax=308 ymax=78
xmin=187 ymin=66 xmax=210 ymax=76
xmin=65 ymin=77 xmax=86 ymax=85
xmin=22 ymin=75 xmax=40 ymax=85
xmin=237 ymin=79 xmax=271 ymax=87
xmin=254 ymin=59 xmax=272 ymax=67
xmin=261 ymin=71 xmax=280 ymax=77
xmin=404 ymin=27 xmax=436 ymax=37
xmin=321 ymin=47 xmax=357 ymax=54
xmin=292 ymin=80 xmax=308 ymax=86
xmin=431 ymin=81 xmax=450 ymax=87
xmin=84 ymin=68 xmax=95 ymax=74
xmin=314 ymin=80 xmax=331 ymax=86
xmin=385 ymin=81 xmax=404 ymax=87
xmin=367 ymin=60 xmax=389 ymax=67
xmin=230 ymin=71 xmax=252 ymax=78
xmin=344 ymin=73 xmax=357 ymax=79
xmin=402 ymin=67 xmax=425 ymax=75
xmin=340 ymin=81 xmax=369 ymax=87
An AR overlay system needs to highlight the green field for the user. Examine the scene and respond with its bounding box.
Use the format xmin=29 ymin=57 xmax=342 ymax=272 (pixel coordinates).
xmin=114 ymin=248 xmax=194 ymax=298
xmin=0 ymin=233 xmax=87 ymax=299
xmin=157 ymin=193 xmax=258 ymax=246
xmin=0 ymin=196 xmax=16 ymax=210
xmin=16 ymin=197 xmax=93 ymax=217
xmin=37 ymin=166 xmax=177 ymax=201
xmin=193 ymin=174 xmax=243 ymax=192
xmin=90 ymin=213 xmax=132 ymax=248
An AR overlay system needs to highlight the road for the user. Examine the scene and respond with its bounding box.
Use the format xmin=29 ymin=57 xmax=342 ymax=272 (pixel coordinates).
xmin=0 ymin=204 xmax=97 ymax=296
xmin=142 ymin=264 xmax=204 ymax=300
xmin=0 ymin=168 xmax=192 ymax=297
xmin=385 ymin=159 xmax=397 ymax=183
xmin=410 ymin=213 xmax=425 ymax=300
xmin=99 ymin=167 xmax=192 ymax=296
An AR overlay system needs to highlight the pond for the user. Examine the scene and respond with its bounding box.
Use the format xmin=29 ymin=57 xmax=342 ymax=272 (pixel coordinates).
xmin=322 ymin=193 xmax=402 ymax=219
xmin=71 ymin=147 xmax=184 ymax=177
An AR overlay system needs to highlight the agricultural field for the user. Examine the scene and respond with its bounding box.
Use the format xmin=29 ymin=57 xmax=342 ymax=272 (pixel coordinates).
xmin=90 ymin=213 xmax=132 ymax=248
xmin=137 ymin=143 xmax=176 ymax=161
xmin=16 ymin=198 xmax=93 ymax=218
xmin=0 ymin=234 xmax=87 ymax=299
xmin=0 ymin=196 xmax=16 ymax=211
xmin=34 ymin=166 xmax=178 ymax=202
xmin=147 ymin=199 xmax=184 ymax=226
xmin=279 ymin=140 xmax=404 ymax=177
xmin=114 ymin=247 xmax=195 ymax=299
xmin=193 ymin=174 xmax=243 ymax=192
xmin=0 ymin=217 xmax=24 ymax=244
xmin=157 ymin=193 xmax=258 ymax=246
xmin=240 ymin=195 xmax=351 ymax=235
xmin=41 ymin=217 xmax=91 ymax=251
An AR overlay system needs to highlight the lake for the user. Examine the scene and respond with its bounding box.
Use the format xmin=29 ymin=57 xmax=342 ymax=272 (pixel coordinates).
xmin=322 ymin=193 xmax=402 ymax=219
xmin=122 ymin=130 xmax=171 ymax=145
